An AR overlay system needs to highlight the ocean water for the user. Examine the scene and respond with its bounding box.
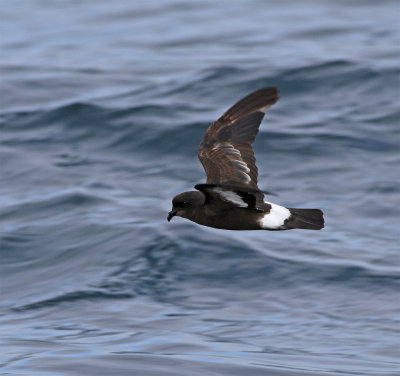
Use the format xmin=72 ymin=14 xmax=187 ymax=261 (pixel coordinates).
xmin=1 ymin=1 xmax=399 ymax=375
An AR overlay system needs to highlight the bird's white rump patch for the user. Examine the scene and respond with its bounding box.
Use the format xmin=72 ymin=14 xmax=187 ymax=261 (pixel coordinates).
xmin=214 ymin=187 xmax=248 ymax=208
xmin=260 ymin=201 xmax=291 ymax=229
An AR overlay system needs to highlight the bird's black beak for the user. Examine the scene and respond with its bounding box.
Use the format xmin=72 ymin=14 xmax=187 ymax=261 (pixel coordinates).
xmin=167 ymin=210 xmax=176 ymax=222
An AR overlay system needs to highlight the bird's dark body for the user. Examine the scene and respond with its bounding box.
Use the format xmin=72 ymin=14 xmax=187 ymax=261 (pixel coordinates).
xmin=168 ymin=87 xmax=325 ymax=231
xmin=194 ymin=209 xmax=263 ymax=230
xmin=182 ymin=194 xmax=266 ymax=230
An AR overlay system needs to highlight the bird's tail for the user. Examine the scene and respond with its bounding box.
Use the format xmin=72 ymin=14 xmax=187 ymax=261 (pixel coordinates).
xmin=286 ymin=208 xmax=324 ymax=230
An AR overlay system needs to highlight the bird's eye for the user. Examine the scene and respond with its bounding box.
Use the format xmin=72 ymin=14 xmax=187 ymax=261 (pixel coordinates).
xmin=174 ymin=201 xmax=190 ymax=208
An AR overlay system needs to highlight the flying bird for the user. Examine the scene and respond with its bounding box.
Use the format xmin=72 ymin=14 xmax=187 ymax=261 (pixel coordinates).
xmin=167 ymin=87 xmax=324 ymax=231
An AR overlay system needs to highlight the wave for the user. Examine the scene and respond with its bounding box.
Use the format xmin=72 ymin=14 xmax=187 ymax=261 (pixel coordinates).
xmin=5 ymin=225 xmax=400 ymax=313
xmin=12 ymin=290 xmax=134 ymax=312
xmin=0 ymin=191 xmax=110 ymax=222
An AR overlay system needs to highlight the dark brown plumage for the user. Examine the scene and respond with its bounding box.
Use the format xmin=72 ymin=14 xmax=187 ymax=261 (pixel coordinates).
xmin=198 ymin=87 xmax=279 ymax=189
xmin=168 ymin=87 xmax=324 ymax=231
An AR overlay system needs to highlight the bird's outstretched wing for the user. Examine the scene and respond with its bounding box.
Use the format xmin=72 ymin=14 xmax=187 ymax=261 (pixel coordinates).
xmin=198 ymin=87 xmax=279 ymax=189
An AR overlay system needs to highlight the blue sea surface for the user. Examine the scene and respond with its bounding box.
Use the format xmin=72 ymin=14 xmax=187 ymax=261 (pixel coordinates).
xmin=1 ymin=1 xmax=399 ymax=375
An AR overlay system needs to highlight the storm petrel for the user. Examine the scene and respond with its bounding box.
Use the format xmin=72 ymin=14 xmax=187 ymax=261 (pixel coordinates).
xmin=167 ymin=87 xmax=324 ymax=231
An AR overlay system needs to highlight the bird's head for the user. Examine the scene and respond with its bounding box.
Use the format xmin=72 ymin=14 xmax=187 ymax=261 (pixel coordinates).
xmin=168 ymin=191 xmax=204 ymax=222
